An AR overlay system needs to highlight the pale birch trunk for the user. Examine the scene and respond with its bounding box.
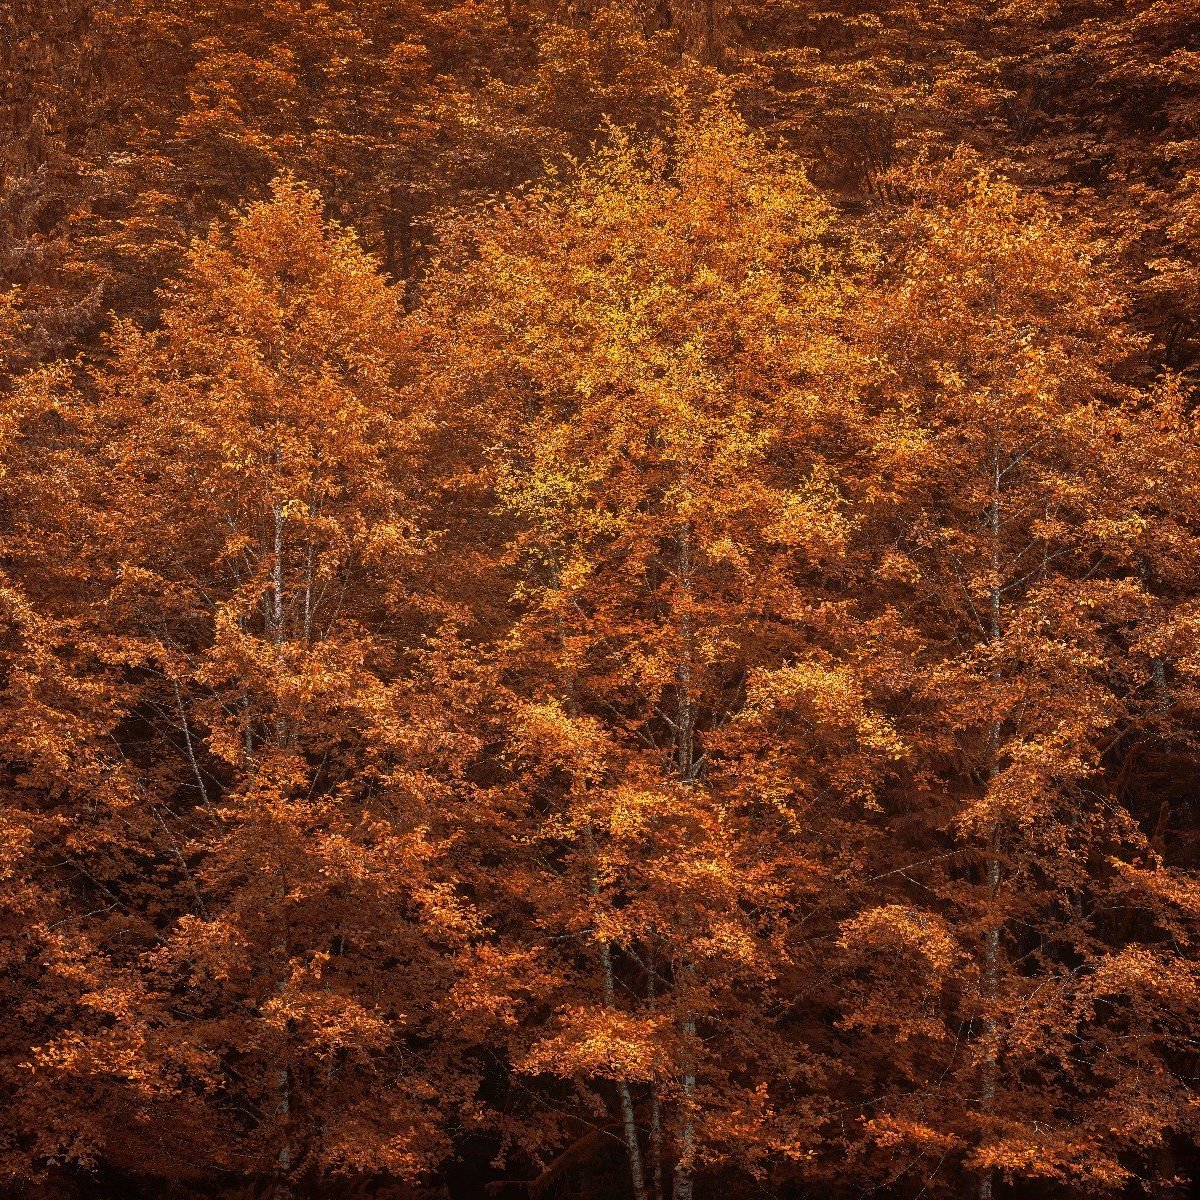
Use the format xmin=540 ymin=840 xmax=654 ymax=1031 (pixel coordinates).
xmin=550 ymin=535 xmax=649 ymax=1200
xmin=269 ymin=491 xmax=293 ymax=1199
xmin=672 ymin=523 xmax=698 ymax=1200
xmin=605 ymin=934 xmax=650 ymax=1200
xmin=978 ymin=440 xmax=1003 ymax=1200
xmin=272 ymin=1018 xmax=293 ymax=1200
xmin=647 ymin=948 xmax=666 ymax=1200
xmin=584 ymin=827 xmax=649 ymax=1200
xmin=673 ymin=1013 xmax=697 ymax=1200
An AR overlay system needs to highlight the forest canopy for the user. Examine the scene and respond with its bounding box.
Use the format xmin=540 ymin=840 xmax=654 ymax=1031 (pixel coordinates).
xmin=1 ymin=3 xmax=1198 ymax=1199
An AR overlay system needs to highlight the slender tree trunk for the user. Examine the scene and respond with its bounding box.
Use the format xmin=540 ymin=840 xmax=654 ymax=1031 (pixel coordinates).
xmin=647 ymin=950 xmax=665 ymax=1200
xmin=270 ymin=481 xmax=294 ymax=1197
xmin=273 ymin=1038 xmax=292 ymax=1200
xmin=553 ymin=541 xmax=647 ymax=1200
xmin=272 ymin=501 xmax=285 ymax=639
xmin=585 ymin=826 xmax=649 ymax=1200
xmin=271 ymin=820 xmax=292 ymax=1197
xmin=271 ymin=496 xmax=290 ymax=747
xmin=675 ymin=527 xmax=697 ymax=788
xmin=978 ymin=839 xmax=1000 ymax=1200
xmin=605 ymin=936 xmax=650 ymax=1200
xmin=672 ymin=523 xmax=698 ymax=1200
xmin=302 ymin=540 xmax=315 ymax=647
xmin=673 ymin=1009 xmax=697 ymax=1200
xmin=978 ymin=442 xmax=1003 ymax=1200
xmin=651 ymin=1095 xmax=666 ymax=1200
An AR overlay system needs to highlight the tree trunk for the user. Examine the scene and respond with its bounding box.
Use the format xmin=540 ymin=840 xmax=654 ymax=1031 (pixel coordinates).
xmin=978 ymin=441 xmax=1003 ymax=1200
xmin=672 ymin=524 xmax=698 ymax=1200
xmin=647 ymin=950 xmax=666 ymax=1200
xmin=672 ymin=1014 xmax=696 ymax=1200
xmin=585 ymin=827 xmax=649 ymax=1200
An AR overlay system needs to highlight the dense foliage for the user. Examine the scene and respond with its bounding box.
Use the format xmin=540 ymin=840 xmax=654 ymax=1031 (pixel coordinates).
xmin=1 ymin=3 xmax=1198 ymax=1198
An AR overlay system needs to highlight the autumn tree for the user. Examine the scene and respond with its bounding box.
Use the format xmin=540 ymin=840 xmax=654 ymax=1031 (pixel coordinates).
xmin=828 ymin=161 xmax=1200 ymax=1198
xmin=19 ymin=180 xmax=505 ymax=1197
xmin=417 ymin=103 xmax=913 ymax=1199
